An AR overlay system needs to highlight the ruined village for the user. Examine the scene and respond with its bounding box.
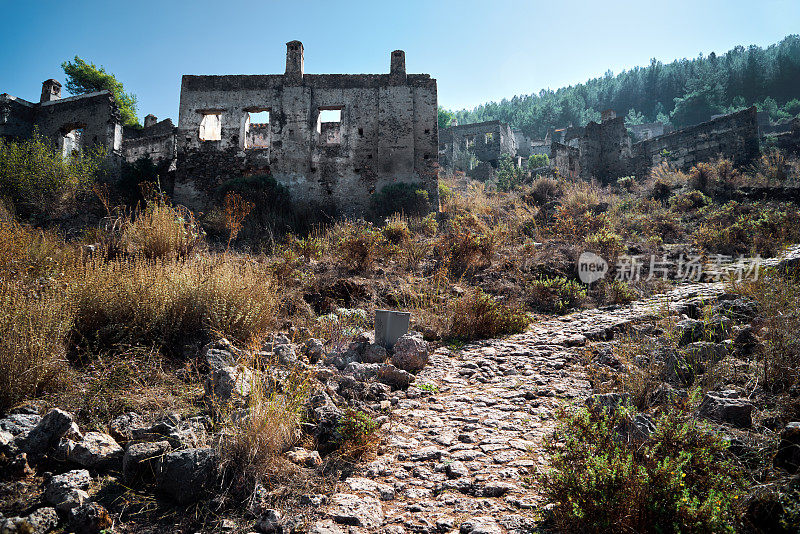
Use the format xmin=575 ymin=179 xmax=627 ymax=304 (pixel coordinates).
xmin=2 ymin=8 xmax=800 ymax=534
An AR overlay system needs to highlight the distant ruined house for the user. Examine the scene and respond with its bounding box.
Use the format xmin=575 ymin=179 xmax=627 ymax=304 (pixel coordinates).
xmin=438 ymin=120 xmax=520 ymax=174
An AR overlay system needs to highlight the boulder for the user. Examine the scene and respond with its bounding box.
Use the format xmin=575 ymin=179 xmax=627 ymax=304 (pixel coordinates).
xmin=698 ymin=390 xmax=753 ymax=428
xmin=306 ymin=394 xmax=343 ymax=452
xmin=44 ymin=469 xmax=92 ymax=512
xmin=205 ymin=365 xmax=257 ymax=406
xmin=327 ymin=493 xmax=383 ymax=529
xmin=648 ymin=384 xmax=689 ymax=408
xmin=273 ymin=344 xmax=297 ymax=366
xmin=376 ymin=364 xmax=414 ymax=390
xmin=733 ymin=326 xmax=761 ymax=357
xmin=390 ymin=332 xmax=429 ymax=373
xmin=0 ymin=507 xmax=59 ymax=534
xmin=108 ymin=412 xmax=145 ymax=443
xmin=285 ymin=447 xmax=322 ymax=468
xmin=675 ymin=318 xmax=704 ymax=346
xmin=157 ymin=448 xmax=218 ymax=504
xmin=684 ymin=341 xmax=728 ymax=371
xmin=774 ymin=422 xmax=800 ymax=473
xmin=304 ymin=338 xmax=325 ymax=363
xmin=361 ymin=344 xmax=388 ymax=364
xmin=123 ymin=440 xmax=172 ymax=484
xmin=0 ymin=413 xmax=41 ymax=436
xmin=69 ymin=502 xmax=112 ymax=534
xmin=131 ymin=414 xmax=209 ymax=448
xmin=64 ymin=432 xmax=123 ymax=470
xmin=255 ymin=509 xmax=284 ymax=533
xmin=16 ymin=409 xmax=74 ymax=456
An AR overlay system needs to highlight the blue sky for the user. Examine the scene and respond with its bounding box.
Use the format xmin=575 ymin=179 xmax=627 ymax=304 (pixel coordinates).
xmin=1 ymin=0 xmax=798 ymax=123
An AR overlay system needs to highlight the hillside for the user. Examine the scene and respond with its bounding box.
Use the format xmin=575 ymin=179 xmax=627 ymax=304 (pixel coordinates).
xmin=447 ymin=34 xmax=800 ymax=137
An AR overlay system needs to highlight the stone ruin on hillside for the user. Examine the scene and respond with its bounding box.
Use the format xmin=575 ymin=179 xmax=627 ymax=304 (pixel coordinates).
xmin=438 ymin=120 xmax=534 ymax=178
xmin=0 ymin=41 xmax=439 ymax=218
xmin=551 ymin=107 xmax=763 ymax=181
xmin=173 ymin=41 xmax=439 ymax=216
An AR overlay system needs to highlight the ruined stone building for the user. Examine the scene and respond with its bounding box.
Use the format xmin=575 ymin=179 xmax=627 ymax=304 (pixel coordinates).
xmin=552 ymin=107 xmax=760 ymax=182
xmin=0 ymin=79 xmax=177 ymax=174
xmin=438 ymin=120 xmax=518 ymax=172
xmin=1 ymin=80 xmax=123 ymax=162
xmin=174 ymin=41 xmax=439 ymax=216
xmin=628 ymin=121 xmax=670 ymax=142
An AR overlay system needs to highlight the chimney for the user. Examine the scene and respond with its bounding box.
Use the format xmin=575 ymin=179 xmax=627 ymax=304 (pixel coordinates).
xmin=390 ymin=50 xmax=406 ymax=83
xmin=285 ymin=40 xmax=304 ymax=82
xmin=144 ymin=114 xmax=158 ymax=128
xmin=40 ymin=79 xmax=61 ymax=103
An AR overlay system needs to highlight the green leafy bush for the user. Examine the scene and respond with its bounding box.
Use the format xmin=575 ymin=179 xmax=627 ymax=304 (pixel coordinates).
xmin=539 ymin=406 xmax=746 ymax=534
xmin=0 ymin=132 xmax=106 ymax=218
xmin=528 ymin=276 xmax=588 ymax=314
xmin=370 ymin=182 xmax=431 ymax=218
xmin=528 ymin=153 xmax=550 ymax=169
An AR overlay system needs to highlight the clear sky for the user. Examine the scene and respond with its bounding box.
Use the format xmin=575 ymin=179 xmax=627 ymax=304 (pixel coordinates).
xmin=1 ymin=0 xmax=798 ymax=123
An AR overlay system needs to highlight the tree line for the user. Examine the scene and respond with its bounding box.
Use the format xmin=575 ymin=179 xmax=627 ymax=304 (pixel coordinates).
xmin=443 ymin=34 xmax=800 ymax=139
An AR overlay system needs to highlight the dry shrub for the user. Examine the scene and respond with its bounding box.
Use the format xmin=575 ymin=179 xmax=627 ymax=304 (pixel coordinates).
xmin=528 ymin=276 xmax=588 ymax=314
xmin=528 ymin=175 xmax=564 ymax=204
xmin=585 ymin=227 xmax=624 ymax=262
xmin=219 ymin=356 xmax=310 ymax=496
xmin=331 ymin=221 xmax=387 ymax=271
xmin=688 ymin=162 xmax=717 ymax=193
xmin=382 ymin=215 xmax=412 ymax=244
xmin=646 ymin=162 xmax=688 ymax=200
xmin=756 ymin=149 xmax=789 ymax=183
xmin=693 ymin=201 xmax=800 ymax=256
xmin=551 ymin=182 xmax=609 ymax=240
xmin=445 ymin=289 xmax=530 ymax=341
xmin=224 ymin=191 xmax=255 ymax=250
xmin=671 ymin=190 xmax=710 ymax=212
xmin=120 ymin=195 xmax=204 ymax=259
xmin=439 ymin=213 xmax=500 ymax=276
xmin=614 ymin=198 xmax=682 ymax=243
xmin=70 ymin=255 xmax=279 ymax=350
xmin=0 ymin=281 xmax=72 ymax=411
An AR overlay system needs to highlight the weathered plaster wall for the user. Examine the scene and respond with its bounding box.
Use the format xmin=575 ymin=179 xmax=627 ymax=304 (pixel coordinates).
xmin=123 ymin=118 xmax=177 ymax=166
xmin=33 ymin=91 xmax=122 ymax=155
xmin=631 ymin=107 xmax=759 ymax=173
xmin=174 ymin=44 xmax=438 ymax=217
xmin=439 ymin=120 xmax=516 ymax=171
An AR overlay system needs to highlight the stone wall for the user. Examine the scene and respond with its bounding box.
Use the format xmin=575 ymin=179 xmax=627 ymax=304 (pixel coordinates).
xmin=551 ymin=142 xmax=580 ymax=178
xmin=579 ymin=116 xmax=632 ymax=182
xmin=174 ymin=42 xmax=439 ymax=217
xmin=0 ymin=95 xmax=35 ymax=139
xmin=123 ymin=118 xmax=177 ymax=167
xmin=631 ymin=107 xmax=759 ymax=174
xmin=439 ymin=120 xmax=516 ymax=171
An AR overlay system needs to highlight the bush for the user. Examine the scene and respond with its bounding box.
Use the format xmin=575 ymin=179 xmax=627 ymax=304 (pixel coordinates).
xmin=602 ymin=279 xmax=637 ymax=305
xmin=671 ymin=190 xmax=710 ymax=212
xmin=382 ymin=215 xmax=412 ymax=244
xmin=586 ymin=228 xmax=624 ymax=261
xmin=497 ymin=154 xmax=525 ymax=192
xmin=0 ymin=281 xmax=72 ymax=411
xmin=0 ymin=131 xmax=106 ymax=218
xmin=335 ymin=408 xmax=379 ymax=458
xmin=69 ymin=255 xmax=280 ymax=351
xmin=529 ymin=176 xmax=563 ymax=205
xmin=333 ymin=221 xmax=387 ymax=271
xmin=446 ymin=289 xmax=530 ymax=341
xmin=694 ymin=201 xmax=800 ymax=256
xmin=528 ymin=153 xmax=550 ymax=169
xmin=370 ymin=182 xmax=431 ymax=218
xmin=528 ymin=276 xmax=588 ymax=314
xmin=689 ymin=162 xmax=716 ymax=193
xmin=440 ymin=213 xmax=498 ymax=275
xmin=539 ymin=406 xmax=746 ymax=534
xmin=119 ymin=194 xmax=204 ymax=259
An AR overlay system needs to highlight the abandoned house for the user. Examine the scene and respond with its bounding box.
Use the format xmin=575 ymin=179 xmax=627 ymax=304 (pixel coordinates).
xmin=551 ymin=107 xmax=760 ymax=182
xmin=438 ymin=120 xmax=519 ymax=174
xmin=173 ymin=41 xmax=439 ymax=216
xmin=0 ymin=79 xmax=177 ymax=176
xmin=0 ymin=79 xmax=124 ymax=166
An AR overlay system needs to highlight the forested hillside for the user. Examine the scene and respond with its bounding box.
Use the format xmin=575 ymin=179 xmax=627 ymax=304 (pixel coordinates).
xmin=446 ymin=34 xmax=800 ymax=138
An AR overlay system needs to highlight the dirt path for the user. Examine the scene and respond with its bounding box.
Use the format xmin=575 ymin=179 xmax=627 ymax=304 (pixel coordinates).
xmin=312 ymin=283 xmax=725 ymax=534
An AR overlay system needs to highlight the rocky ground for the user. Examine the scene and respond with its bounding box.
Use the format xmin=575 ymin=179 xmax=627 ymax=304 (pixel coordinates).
xmin=308 ymin=283 xmax=727 ymax=533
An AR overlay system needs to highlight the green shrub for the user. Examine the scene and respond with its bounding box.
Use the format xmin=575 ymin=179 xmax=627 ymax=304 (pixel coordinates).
xmin=528 ymin=276 xmax=588 ymax=314
xmin=671 ymin=190 xmax=710 ymax=211
xmin=602 ymin=279 xmax=637 ymax=304
xmin=528 ymin=153 xmax=550 ymax=169
xmin=446 ymin=289 xmax=531 ymax=341
xmin=0 ymin=131 xmax=106 ymax=218
xmin=336 ymin=408 xmax=379 ymax=458
xmin=586 ymin=228 xmax=624 ymax=261
xmin=370 ymin=182 xmax=431 ymax=218
xmin=497 ymin=154 xmax=525 ymax=192
xmin=539 ymin=406 xmax=746 ymax=534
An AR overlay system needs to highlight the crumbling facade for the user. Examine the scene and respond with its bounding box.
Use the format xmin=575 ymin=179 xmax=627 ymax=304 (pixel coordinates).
xmin=174 ymin=41 xmax=439 ymax=216
xmin=1 ymin=80 xmax=123 ymax=160
xmin=552 ymin=107 xmax=760 ymax=182
xmin=438 ymin=120 xmax=517 ymax=172
xmin=122 ymin=114 xmax=177 ymax=167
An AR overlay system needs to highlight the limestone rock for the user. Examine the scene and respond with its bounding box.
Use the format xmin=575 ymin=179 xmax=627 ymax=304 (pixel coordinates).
xmin=205 ymin=364 xmax=257 ymax=406
xmin=69 ymin=502 xmax=112 ymax=534
xmin=0 ymin=507 xmax=59 ymax=534
xmin=376 ymin=364 xmax=414 ymax=390
xmin=157 ymin=448 xmax=217 ymax=504
xmin=327 ymin=493 xmax=383 ymax=528
xmin=16 ymin=408 xmax=73 ymax=456
xmin=285 ymin=447 xmax=322 ymax=468
xmin=459 ymin=516 xmax=502 ymax=534
xmin=361 ymin=344 xmax=388 ymax=364
xmin=390 ymin=332 xmax=429 ymax=373
xmin=774 ymin=422 xmax=800 ymax=473
xmin=65 ymin=432 xmax=123 ymax=470
xmin=123 ymin=440 xmax=171 ymax=484
xmin=44 ymin=469 xmax=92 ymax=512
xmin=698 ymin=390 xmax=753 ymax=428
